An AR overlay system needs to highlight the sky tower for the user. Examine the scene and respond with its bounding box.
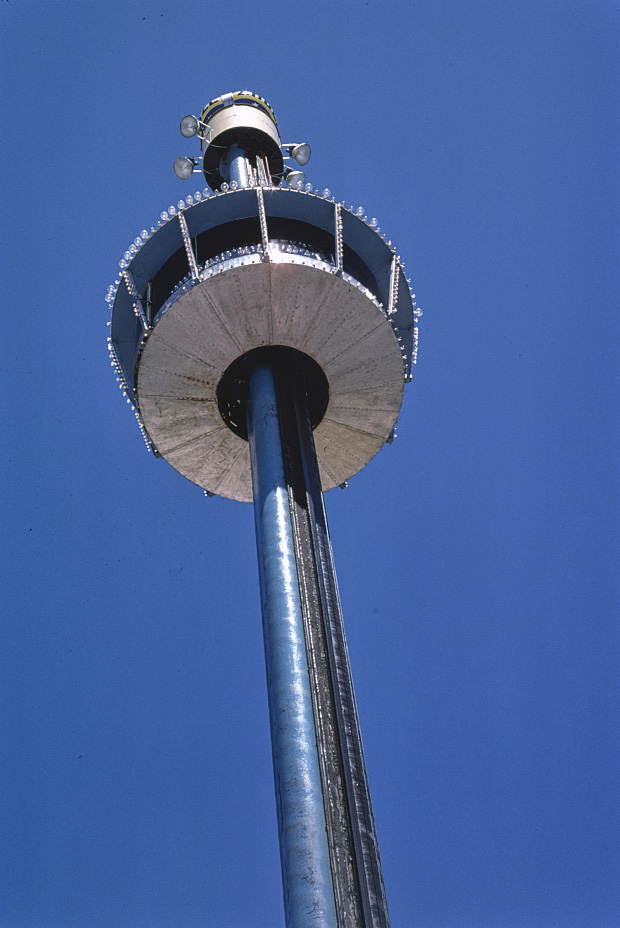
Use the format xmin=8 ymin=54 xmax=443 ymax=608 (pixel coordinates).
xmin=107 ymin=90 xmax=418 ymax=928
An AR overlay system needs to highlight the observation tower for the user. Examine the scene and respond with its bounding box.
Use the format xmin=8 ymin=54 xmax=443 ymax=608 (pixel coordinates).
xmin=107 ymin=90 xmax=419 ymax=928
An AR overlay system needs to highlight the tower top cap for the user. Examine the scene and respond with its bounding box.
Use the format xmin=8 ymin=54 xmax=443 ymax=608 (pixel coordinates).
xmin=198 ymin=91 xmax=278 ymax=135
xmin=197 ymin=90 xmax=283 ymax=190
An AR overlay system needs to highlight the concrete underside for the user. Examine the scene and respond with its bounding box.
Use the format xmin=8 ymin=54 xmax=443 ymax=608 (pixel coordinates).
xmin=136 ymin=259 xmax=404 ymax=501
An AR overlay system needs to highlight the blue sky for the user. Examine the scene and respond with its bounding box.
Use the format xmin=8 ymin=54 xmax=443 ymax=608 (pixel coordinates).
xmin=1 ymin=2 xmax=618 ymax=926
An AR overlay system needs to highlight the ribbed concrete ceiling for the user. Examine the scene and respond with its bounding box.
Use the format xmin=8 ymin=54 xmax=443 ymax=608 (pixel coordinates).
xmin=137 ymin=258 xmax=404 ymax=501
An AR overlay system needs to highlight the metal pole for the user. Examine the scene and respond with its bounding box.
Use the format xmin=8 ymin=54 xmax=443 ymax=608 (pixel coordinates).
xmin=292 ymin=391 xmax=392 ymax=928
xmin=247 ymin=360 xmax=338 ymax=928
xmin=227 ymin=144 xmax=250 ymax=187
xmin=247 ymin=351 xmax=391 ymax=928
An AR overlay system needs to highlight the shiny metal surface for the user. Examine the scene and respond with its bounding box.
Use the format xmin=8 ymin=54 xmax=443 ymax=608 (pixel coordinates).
xmin=291 ymin=384 xmax=392 ymax=928
xmin=226 ymin=144 xmax=250 ymax=188
xmin=248 ymin=362 xmax=338 ymax=928
xmin=198 ymin=92 xmax=283 ymax=189
xmin=258 ymin=354 xmax=391 ymax=928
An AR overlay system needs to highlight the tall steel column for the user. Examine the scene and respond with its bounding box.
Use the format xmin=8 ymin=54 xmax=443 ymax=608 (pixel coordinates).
xmin=242 ymin=348 xmax=391 ymax=927
xmin=107 ymin=89 xmax=419 ymax=928
xmin=247 ymin=359 xmax=338 ymax=928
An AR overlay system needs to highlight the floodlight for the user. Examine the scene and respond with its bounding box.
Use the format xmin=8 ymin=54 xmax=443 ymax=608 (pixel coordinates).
xmin=180 ymin=115 xmax=199 ymax=138
xmin=285 ymin=169 xmax=305 ymax=188
xmin=174 ymin=156 xmax=196 ymax=180
xmin=290 ymin=143 xmax=311 ymax=166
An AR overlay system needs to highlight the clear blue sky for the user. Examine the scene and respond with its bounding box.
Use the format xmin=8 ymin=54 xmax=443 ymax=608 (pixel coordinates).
xmin=1 ymin=2 xmax=618 ymax=926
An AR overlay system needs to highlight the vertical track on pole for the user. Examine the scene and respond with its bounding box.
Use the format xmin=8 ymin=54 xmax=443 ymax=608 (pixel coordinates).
xmin=272 ymin=357 xmax=392 ymax=928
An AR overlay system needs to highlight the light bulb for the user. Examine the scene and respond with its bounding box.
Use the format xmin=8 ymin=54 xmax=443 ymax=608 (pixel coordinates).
xmin=322 ymin=188 xmax=331 ymax=197
xmin=160 ymin=210 xmax=169 ymax=221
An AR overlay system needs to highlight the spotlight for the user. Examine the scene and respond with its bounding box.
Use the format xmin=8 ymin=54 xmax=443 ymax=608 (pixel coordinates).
xmin=285 ymin=168 xmax=306 ymax=188
xmin=174 ymin=156 xmax=196 ymax=180
xmin=179 ymin=115 xmax=199 ymax=138
xmin=288 ymin=143 xmax=311 ymax=166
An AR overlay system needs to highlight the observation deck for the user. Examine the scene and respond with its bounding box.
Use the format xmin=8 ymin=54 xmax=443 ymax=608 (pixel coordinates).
xmin=108 ymin=102 xmax=418 ymax=502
